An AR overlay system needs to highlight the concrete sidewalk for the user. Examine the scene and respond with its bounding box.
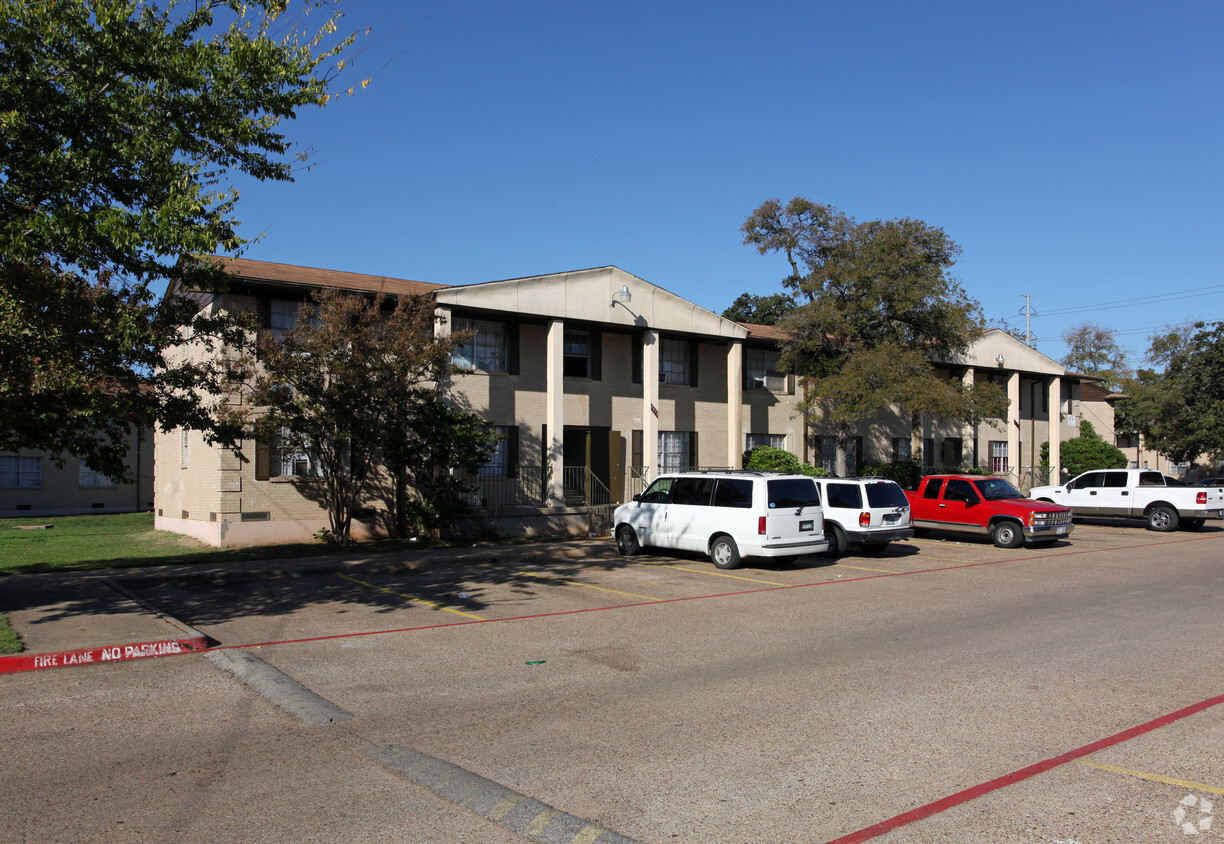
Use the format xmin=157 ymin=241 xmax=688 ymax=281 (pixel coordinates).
xmin=0 ymin=538 xmax=614 ymax=673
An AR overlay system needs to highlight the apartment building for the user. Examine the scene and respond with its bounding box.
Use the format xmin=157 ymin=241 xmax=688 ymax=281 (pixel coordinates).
xmin=1 ymin=428 xmax=154 ymax=517
xmin=153 ymin=258 xmax=1106 ymax=546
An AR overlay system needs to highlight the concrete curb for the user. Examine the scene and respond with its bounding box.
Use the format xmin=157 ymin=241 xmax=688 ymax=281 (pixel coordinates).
xmin=362 ymin=744 xmax=640 ymax=844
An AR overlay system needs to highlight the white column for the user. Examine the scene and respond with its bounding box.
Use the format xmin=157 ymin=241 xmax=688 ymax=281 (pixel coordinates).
xmin=727 ymin=341 xmax=744 ymax=469
xmin=1047 ymin=376 xmax=1061 ymax=482
xmin=546 ymin=319 xmax=565 ymax=506
xmin=962 ymin=368 xmax=975 ymax=468
xmin=1007 ymin=371 xmax=1021 ymax=480
xmin=643 ymin=329 xmax=660 ymax=479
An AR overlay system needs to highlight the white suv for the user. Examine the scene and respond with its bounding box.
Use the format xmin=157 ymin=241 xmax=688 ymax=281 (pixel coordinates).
xmin=812 ymin=477 xmax=913 ymax=556
xmin=612 ymin=471 xmax=829 ymax=569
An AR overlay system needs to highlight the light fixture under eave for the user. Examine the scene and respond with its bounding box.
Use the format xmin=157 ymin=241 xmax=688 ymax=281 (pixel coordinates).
xmin=996 ymin=354 xmax=1006 ymax=368
xmin=610 ymin=285 xmax=632 ymax=307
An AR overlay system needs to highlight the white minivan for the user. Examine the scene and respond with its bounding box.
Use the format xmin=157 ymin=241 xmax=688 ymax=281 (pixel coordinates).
xmin=612 ymin=471 xmax=829 ymax=569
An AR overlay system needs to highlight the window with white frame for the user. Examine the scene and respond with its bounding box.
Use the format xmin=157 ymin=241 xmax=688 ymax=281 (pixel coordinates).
xmin=452 ymin=318 xmax=508 ymax=372
xmin=273 ymin=428 xmax=317 ymax=477
xmin=269 ymin=299 xmax=298 ymax=337
xmin=0 ymin=455 xmax=42 ymax=488
xmin=659 ymin=338 xmax=690 ymax=385
xmin=80 ymin=463 xmax=116 ymax=488
xmin=480 ymin=427 xmax=510 ymax=476
xmin=990 ymin=441 xmax=1008 ymax=473
xmin=745 ymin=348 xmax=785 ymax=391
xmin=658 ymin=432 xmax=690 ymax=471
xmin=746 ymin=433 xmax=785 ymax=451
xmin=892 ymin=437 xmax=912 ymax=462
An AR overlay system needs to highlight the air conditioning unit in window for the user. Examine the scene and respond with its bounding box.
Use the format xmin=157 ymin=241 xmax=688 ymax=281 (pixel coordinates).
xmin=749 ymin=373 xmax=786 ymax=391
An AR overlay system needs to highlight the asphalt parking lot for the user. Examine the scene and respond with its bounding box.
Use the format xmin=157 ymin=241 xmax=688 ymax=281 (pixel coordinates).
xmin=3 ymin=521 xmax=1223 ymax=843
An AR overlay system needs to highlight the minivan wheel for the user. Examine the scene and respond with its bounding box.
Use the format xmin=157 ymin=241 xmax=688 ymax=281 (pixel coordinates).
xmin=710 ymin=535 xmax=741 ymax=569
xmin=615 ymin=525 xmax=640 ymax=556
xmin=991 ymin=520 xmax=1024 ymax=549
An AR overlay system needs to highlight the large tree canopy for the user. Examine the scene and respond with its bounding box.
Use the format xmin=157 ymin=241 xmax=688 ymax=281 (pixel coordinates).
xmin=230 ymin=289 xmax=497 ymax=541
xmin=742 ymin=197 xmax=1006 ymax=471
xmin=0 ymin=0 xmax=362 ymax=480
xmin=1116 ymin=321 xmax=1224 ymax=463
xmin=1060 ymin=321 xmax=1129 ymax=391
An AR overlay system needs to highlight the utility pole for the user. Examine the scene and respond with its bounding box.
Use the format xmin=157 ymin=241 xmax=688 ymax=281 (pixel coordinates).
xmin=1018 ymin=295 xmax=1038 ymax=347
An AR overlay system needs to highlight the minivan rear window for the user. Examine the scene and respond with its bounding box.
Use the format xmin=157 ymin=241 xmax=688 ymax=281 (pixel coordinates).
xmin=767 ymin=478 xmax=819 ymax=509
xmin=865 ymin=482 xmax=908 ymax=508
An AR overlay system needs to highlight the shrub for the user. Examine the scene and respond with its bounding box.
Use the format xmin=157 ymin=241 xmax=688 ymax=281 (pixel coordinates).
xmin=862 ymin=460 xmax=923 ymax=490
xmin=743 ymin=446 xmax=824 ymax=476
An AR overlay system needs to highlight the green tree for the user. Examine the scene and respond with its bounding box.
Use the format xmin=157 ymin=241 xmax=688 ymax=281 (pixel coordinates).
xmin=233 ymin=290 xmax=497 ymax=541
xmin=721 ymin=292 xmax=796 ymax=326
xmin=0 ymin=0 xmax=363 ymax=481
xmin=741 ymin=197 xmax=1007 ymax=474
xmin=1060 ymin=322 xmax=1129 ymax=390
xmin=1116 ymin=321 xmax=1224 ymax=463
xmin=1043 ymin=420 xmax=1127 ymax=478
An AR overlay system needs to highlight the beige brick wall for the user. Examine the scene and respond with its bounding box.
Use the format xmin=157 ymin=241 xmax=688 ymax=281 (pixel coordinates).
xmin=0 ymin=428 xmax=153 ymax=517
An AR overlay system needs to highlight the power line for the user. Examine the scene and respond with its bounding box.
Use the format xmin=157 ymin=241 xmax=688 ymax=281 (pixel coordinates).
xmin=1041 ymin=283 xmax=1224 ymax=316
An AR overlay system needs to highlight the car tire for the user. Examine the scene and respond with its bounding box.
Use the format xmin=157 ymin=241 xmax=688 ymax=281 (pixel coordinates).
xmin=824 ymin=524 xmax=846 ymax=558
xmin=991 ymin=520 xmax=1024 ymax=549
xmin=710 ymin=535 xmax=741 ymax=570
xmin=861 ymin=542 xmax=890 ymax=556
xmin=615 ymin=525 xmax=640 ymax=556
xmin=1146 ymin=506 xmax=1179 ymax=532
xmin=1182 ymin=518 xmax=1205 ymax=531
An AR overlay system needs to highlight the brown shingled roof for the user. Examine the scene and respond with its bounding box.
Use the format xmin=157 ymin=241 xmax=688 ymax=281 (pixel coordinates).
xmin=738 ymin=321 xmax=789 ymax=340
xmin=211 ymin=256 xmax=449 ymax=297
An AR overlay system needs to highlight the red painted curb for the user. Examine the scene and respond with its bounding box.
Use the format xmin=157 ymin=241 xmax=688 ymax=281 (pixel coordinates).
xmin=0 ymin=635 xmax=209 ymax=674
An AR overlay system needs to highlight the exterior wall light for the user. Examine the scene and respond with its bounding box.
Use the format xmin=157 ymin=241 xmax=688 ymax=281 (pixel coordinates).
xmin=610 ymin=285 xmax=632 ymax=307
xmin=996 ymin=354 xmax=1006 ymax=368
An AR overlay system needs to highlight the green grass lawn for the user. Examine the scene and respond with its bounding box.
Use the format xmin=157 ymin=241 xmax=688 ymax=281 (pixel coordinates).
xmin=0 ymin=512 xmax=408 ymax=576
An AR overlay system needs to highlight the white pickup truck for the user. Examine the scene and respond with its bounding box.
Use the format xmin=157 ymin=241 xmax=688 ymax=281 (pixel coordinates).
xmin=1029 ymin=469 xmax=1224 ymax=532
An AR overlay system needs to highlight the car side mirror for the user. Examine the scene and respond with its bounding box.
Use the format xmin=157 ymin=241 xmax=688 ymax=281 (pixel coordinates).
xmin=632 ymin=494 xmax=642 ymax=502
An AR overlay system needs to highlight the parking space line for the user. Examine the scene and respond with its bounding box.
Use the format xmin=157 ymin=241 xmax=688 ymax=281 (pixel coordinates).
xmin=835 ymin=563 xmax=900 ymax=574
xmin=822 ymin=689 xmax=1224 ymax=843
xmin=1079 ymin=759 xmax=1224 ymax=795
xmin=512 ymin=570 xmax=665 ymax=602
xmin=648 ymin=563 xmax=791 ymax=586
xmin=335 ymin=573 xmax=485 ymax=620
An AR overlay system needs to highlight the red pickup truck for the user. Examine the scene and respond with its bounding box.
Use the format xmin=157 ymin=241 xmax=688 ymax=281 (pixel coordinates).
xmin=905 ymin=474 xmax=1074 ymax=548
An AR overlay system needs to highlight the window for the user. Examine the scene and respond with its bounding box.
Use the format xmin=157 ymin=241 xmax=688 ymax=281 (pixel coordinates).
xmin=922 ymin=477 xmax=943 ymax=499
xmin=892 ymin=438 xmax=912 ymax=462
xmin=563 ymin=330 xmax=591 ymax=378
xmin=639 ymin=476 xmax=674 ymax=503
xmin=990 ymin=441 xmax=1008 ymax=473
xmin=0 ymin=456 xmax=42 ymax=488
xmin=658 ymin=432 xmax=691 ymax=471
xmin=745 ymin=348 xmax=785 ymax=391
xmin=80 ymin=464 xmax=115 ymax=488
xmin=669 ymin=476 xmax=715 ymax=506
xmin=659 ymin=338 xmax=690 ymax=385
xmin=479 ymin=426 xmax=518 ymax=477
xmin=713 ymin=478 xmax=753 ymax=508
xmin=453 ymin=318 xmax=508 ymax=372
xmin=746 ymin=433 xmax=785 ymax=451
xmin=818 ymin=437 xmax=838 ymax=474
xmin=767 ymin=478 xmax=819 ymax=509
xmin=944 ymin=479 xmax=977 ymax=503
xmin=923 ymin=438 xmax=935 ymax=469
xmin=269 ymin=299 xmax=298 ymax=337
xmin=273 ymin=428 xmax=317 ymax=478
xmin=826 ymin=483 xmax=863 ymax=510
xmin=941 ymin=438 xmax=962 ymax=468
xmin=181 ymin=428 xmax=189 ymax=465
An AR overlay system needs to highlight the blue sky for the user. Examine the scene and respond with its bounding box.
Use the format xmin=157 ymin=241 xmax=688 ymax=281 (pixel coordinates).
xmin=229 ymin=0 xmax=1224 ymax=367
